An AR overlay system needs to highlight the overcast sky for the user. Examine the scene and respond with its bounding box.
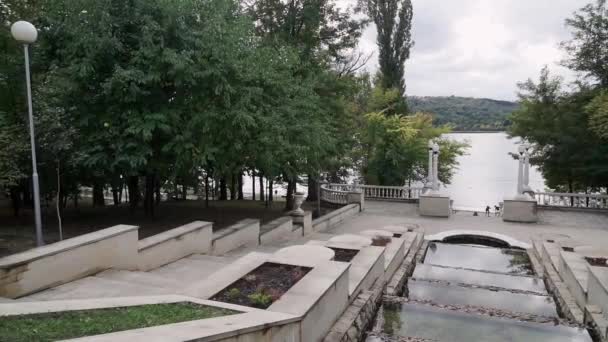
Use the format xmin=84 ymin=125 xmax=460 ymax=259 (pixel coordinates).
xmin=339 ymin=0 xmax=583 ymax=101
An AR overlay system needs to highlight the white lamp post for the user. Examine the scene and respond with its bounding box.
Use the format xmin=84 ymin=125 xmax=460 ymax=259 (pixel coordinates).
xmin=432 ymin=142 xmax=440 ymax=192
xmin=11 ymin=21 xmax=44 ymax=246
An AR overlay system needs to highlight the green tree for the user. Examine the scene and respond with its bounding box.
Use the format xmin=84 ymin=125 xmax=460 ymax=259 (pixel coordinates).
xmin=561 ymin=0 xmax=608 ymax=87
xmin=363 ymin=0 xmax=413 ymax=97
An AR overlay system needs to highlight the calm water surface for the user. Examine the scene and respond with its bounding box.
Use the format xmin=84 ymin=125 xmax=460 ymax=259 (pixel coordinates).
xmin=444 ymin=132 xmax=546 ymax=211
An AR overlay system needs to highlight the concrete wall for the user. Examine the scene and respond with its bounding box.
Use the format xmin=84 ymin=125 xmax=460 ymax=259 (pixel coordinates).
xmin=138 ymin=221 xmax=213 ymax=271
xmin=0 ymin=225 xmax=139 ymax=298
xmin=212 ymin=219 xmax=260 ymax=256
xmin=260 ymin=217 xmax=294 ymax=245
xmin=588 ymin=267 xmax=608 ymax=319
xmin=312 ymin=204 xmax=360 ymax=233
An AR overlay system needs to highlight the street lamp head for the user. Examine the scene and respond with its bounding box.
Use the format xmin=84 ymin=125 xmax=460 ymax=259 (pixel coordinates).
xmin=11 ymin=21 xmax=38 ymax=44
xmin=428 ymin=140 xmax=434 ymax=149
xmin=432 ymin=143 xmax=440 ymax=152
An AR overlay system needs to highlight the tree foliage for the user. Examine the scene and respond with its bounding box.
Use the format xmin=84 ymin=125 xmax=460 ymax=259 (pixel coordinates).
xmin=363 ymin=0 xmax=413 ymax=96
xmin=561 ymin=0 xmax=608 ymax=87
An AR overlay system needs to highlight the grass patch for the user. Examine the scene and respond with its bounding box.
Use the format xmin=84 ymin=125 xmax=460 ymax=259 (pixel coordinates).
xmin=0 ymin=302 xmax=238 ymax=342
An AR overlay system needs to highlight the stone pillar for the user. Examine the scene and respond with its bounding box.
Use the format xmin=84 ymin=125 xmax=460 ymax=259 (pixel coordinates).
xmin=291 ymin=210 xmax=313 ymax=236
xmin=424 ymin=141 xmax=434 ymax=192
xmin=502 ymin=199 xmax=538 ymax=223
xmin=420 ymin=142 xmax=451 ymax=217
xmin=503 ymin=144 xmax=538 ymax=223
xmin=347 ymin=191 xmax=364 ymax=211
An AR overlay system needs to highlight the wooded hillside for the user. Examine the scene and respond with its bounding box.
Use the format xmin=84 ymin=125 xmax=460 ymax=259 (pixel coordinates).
xmin=408 ymin=96 xmax=519 ymax=131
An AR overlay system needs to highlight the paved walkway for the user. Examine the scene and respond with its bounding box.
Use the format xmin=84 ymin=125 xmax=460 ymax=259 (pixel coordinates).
xmin=326 ymin=201 xmax=608 ymax=248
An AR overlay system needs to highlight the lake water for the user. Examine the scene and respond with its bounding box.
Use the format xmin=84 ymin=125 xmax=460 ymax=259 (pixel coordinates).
xmin=444 ymin=132 xmax=545 ymax=211
xmin=239 ymin=132 xmax=546 ymax=209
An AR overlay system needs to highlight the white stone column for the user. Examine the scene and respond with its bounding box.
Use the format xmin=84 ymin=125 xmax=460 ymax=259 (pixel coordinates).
xmin=503 ymin=144 xmax=538 ymax=223
xmin=432 ymin=142 xmax=440 ymax=191
xmin=426 ymin=140 xmax=434 ymax=191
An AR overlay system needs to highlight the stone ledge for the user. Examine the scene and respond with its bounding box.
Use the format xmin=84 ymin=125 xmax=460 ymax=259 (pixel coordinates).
xmin=138 ymin=221 xmax=212 ymax=251
xmin=0 ymin=295 xmax=300 ymax=342
xmin=211 ymin=219 xmax=260 ymax=256
xmin=323 ymin=279 xmax=384 ymax=342
xmin=0 ymin=225 xmax=138 ymax=268
xmin=312 ymin=204 xmax=360 ymax=232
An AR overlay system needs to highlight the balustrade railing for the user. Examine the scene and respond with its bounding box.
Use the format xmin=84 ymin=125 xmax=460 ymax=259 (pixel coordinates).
xmin=320 ymin=186 xmax=348 ymax=205
xmin=535 ymin=192 xmax=608 ymax=209
xmin=322 ymin=183 xmax=423 ymax=202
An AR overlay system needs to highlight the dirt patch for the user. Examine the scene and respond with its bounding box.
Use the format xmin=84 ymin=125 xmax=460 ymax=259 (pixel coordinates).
xmin=330 ymin=247 xmax=359 ymax=262
xmin=586 ymin=257 xmax=608 ymax=267
xmin=211 ymin=262 xmax=311 ymax=309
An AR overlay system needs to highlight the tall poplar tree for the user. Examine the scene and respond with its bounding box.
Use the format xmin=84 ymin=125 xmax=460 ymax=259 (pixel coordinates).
xmin=364 ymin=0 xmax=413 ymax=97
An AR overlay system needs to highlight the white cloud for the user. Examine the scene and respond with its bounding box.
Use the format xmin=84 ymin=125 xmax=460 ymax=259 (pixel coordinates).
xmin=339 ymin=0 xmax=583 ymax=100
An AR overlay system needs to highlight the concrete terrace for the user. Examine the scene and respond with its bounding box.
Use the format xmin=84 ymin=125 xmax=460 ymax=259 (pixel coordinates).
xmin=328 ymin=201 xmax=608 ymax=248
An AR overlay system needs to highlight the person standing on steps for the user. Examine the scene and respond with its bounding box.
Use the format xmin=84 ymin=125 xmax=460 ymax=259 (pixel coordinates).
xmin=495 ymin=205 xmax=501 ymax=217
xmin=485 ymin=205 xmax=491 ymax=217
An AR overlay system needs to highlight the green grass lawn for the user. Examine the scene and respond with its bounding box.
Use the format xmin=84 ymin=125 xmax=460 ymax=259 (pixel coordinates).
xmin=0 ymin=302 xmax=238 ymax=342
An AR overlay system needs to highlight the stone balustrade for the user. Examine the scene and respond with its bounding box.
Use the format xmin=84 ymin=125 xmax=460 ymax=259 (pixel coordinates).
xmin=535 ymin=192 xmax=608 ymax=209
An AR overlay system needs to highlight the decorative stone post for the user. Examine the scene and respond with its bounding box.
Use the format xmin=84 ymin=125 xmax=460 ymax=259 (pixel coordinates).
xmin=503 ymin=144 xmax=538 ymax=223
xmin=347 ymin=191 xmax=365 ymax=211
xmin=290 ymin=192 xmax=312 ymax=236
xmin=419 ymin=142 xmax=451 ymax=217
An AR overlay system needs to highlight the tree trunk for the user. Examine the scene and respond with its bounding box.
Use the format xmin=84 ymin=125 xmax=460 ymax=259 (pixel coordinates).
xmin=568 ymin=178 xmax=574 ymax=207
xmin=144 ymin=173 xmax=155 ymax=217
xmin=237 ymin=172 xmax=244 ymax=200
xmin=155 ymin=175 xmax=161 ymax=205
xmin=21 ymin=178 xmax=32 ymax=207
xmin=9 ymin=186 xmax=20 ymax=217
xmin=93 ymin=181 xmax=105 ymax=207
xmin=219 ymin=177 xmax=228 ymax=200
xmin=285 ymin=177 xmax=296 ymax=211
xmin=269 ymin=179 xmax=274 ymax=202
xmin=306 ymin=175 xmax=318 ymax=201
xmin=128 ymin=176 xmax=140 ymax=213
xmin=230 ymin=174 xmax=236 ymax=200
xmin=259 ymin=175 xmax=265 ymax=202
xmin=205 ymin=174 xmax=210 ymax=208
xmin=252 ymin=172 xmax=256 ymax=201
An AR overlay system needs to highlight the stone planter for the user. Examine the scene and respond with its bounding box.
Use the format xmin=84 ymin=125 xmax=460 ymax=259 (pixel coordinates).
xmin=293 ymin=192 xmax=306 ymax=215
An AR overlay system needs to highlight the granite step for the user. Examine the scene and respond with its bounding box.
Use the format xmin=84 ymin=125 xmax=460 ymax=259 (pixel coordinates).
xmin=20 ymin=275 xmax=170 ymax=301
xmin=149 ymin=255 xmax=234 ymax=283
xmin=95 ymin=269 xmax=183 ymax=290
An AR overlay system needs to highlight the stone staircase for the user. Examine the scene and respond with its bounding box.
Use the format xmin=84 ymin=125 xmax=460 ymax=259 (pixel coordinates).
xmin=20 ymin=254 xmax=240 ymax=302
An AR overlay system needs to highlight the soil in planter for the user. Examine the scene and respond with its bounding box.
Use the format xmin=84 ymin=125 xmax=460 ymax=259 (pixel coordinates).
xmin=212 ymin=262 xmax=312 ymax=309
xmin=330 ymin=247 xmax=359 ymax=262
xmin=586 ymin=257 xmax=608 ymax=267
xmin=372 ymin=236 xmax=392 ymax=247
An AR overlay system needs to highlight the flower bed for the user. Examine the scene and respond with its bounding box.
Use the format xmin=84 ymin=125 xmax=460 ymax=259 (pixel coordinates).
xmin=0 ymin=302 xmax=236 ymax=342
xmin=212 ymin=262 xmax=311 ymax=309
xmin=586 ymin=256 xmax=608 ymax=267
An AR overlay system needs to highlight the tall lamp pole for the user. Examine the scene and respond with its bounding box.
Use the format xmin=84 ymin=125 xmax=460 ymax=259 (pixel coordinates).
xmin=11 ymin=21 xmax=43 ymax=246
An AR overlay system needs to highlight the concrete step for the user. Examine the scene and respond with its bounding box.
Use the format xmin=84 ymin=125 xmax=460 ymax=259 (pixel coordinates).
xmin=150 ymin=255 xmax=234 ymax=283
xmin=20 ymin=275 xmax=170 ymax=301
xmin=0 ymin=297 xmax=14 ymax=303
xmin=95 ymin=269 xmax=183 ymax=290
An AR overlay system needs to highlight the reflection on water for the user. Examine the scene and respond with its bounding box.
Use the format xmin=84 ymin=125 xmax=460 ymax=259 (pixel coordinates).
xmin=382 ymin=302 xmax=592 ymax=342
xmin=444 ymin=132 xmax=546 ymax=211
xmin=408 ymin=280 xmax=556 ymax=316
xmin=424 ymin=242 xmax=533 ymax=275
xmin=412 ymin=264 xmax=546 ymax=293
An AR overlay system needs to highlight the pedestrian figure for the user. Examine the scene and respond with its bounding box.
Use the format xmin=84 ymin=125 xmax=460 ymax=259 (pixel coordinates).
xmin=473 ymin=211 xmax=478 ymax=216
xmin=485 ymin=206 xmax=491 ymax=217
xmin=494 ymin=205 xmax=501 ymax=217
